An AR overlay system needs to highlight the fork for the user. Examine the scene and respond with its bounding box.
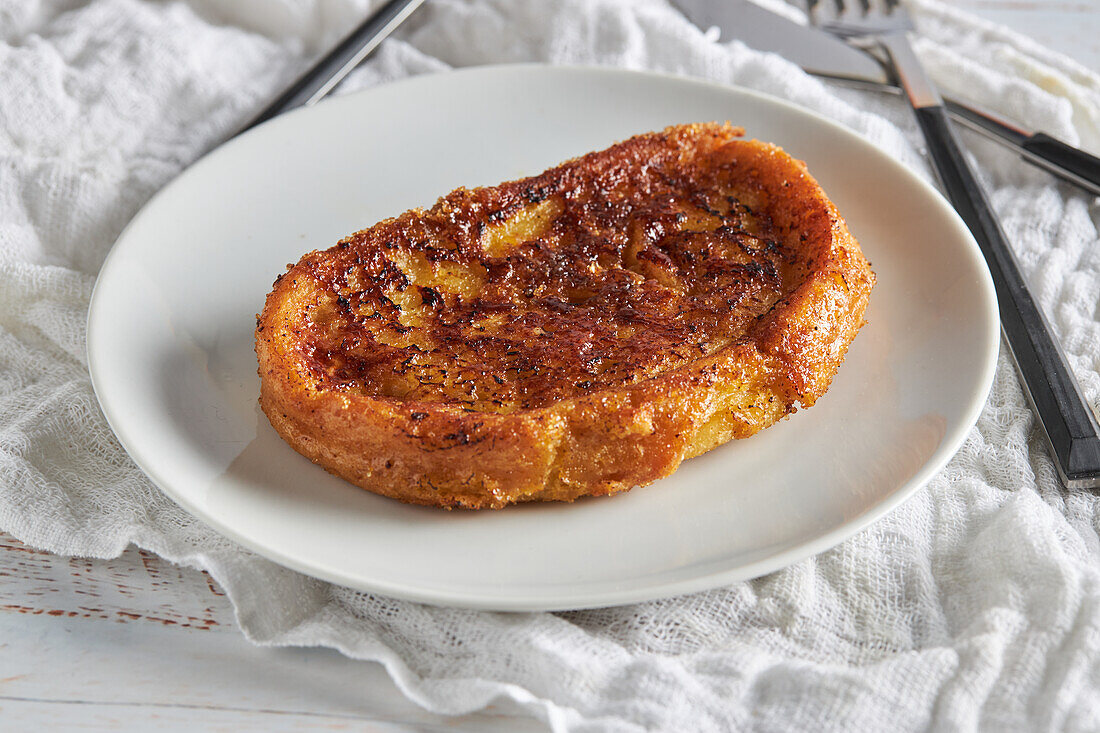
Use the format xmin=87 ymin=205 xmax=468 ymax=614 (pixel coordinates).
xmin=807 ymin=0 xmax=1100 ymax=489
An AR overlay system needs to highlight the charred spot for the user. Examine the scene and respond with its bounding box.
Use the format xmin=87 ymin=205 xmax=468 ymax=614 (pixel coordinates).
xmin=523 ymin=184 xmax=552 ymax=204
xmin=638 ymin=247 xmax=676 ymax=270
xmin=541 ymin=296 xmax=573 ymax=314
xmin=716 ymin=225 xmax=749 ymax=240
xmin=420 ymin=287 xmax=441 ymax=307
xmin=762 ymin=260 xmax=779 ymax=283
xmin=410 ymin=412 xmax=428 ymax=421
xmin=443 ymin=431 xmax=471 ymax=445
xmin=473 ymin=300 xmax=515 ymax=312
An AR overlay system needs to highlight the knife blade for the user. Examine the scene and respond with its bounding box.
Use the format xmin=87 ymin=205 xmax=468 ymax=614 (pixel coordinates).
xmin=682 ymin=0 xmax=891 ymax=86
xmin=673 ymin=0 xmax=1100 ymax=196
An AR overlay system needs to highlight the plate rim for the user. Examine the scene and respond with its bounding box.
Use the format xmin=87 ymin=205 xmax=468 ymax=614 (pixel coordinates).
xmin=87 ymin=63 xmax=1001 ymax=610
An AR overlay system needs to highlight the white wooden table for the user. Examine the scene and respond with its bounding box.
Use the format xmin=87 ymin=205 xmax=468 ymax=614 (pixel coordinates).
xmin=2 ymin=3 xmax=1096 ymax=730
xmin=0 ymin=535 xmax=542 ymax=731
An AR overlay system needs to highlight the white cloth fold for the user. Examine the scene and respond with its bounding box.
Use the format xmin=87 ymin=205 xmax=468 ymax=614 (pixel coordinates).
xmin=2 ymin=0 xmax=1099 ymax=730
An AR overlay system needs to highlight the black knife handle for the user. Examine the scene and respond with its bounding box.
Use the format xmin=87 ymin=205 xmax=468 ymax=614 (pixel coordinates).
xmin=914 ymin=105 xmax=1100 ymax=488
xmin=1022 ymin=133 xmax=1100 ymax=195
xmin=943 ymin=98 xmax=1100 ymax=196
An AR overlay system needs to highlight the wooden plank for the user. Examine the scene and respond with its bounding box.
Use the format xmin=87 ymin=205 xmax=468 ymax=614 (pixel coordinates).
xmin=0 ymin=534 xmax=545 ymax=732
xmin=0 ymin=535 xmax=232 ymax=631
xmin=0 ymin=699 xmax=458 ymax=732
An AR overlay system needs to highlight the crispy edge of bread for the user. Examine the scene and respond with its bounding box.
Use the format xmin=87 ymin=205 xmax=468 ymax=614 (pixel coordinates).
xmin=255 ymin=132 xmax=874 ymax=509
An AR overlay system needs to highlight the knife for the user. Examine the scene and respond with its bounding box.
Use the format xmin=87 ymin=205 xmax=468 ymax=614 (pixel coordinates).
xmin=239 ymin=0 xmax=427 ymax=135
xmin=673 ymin=0 xmax=1100 ymax=197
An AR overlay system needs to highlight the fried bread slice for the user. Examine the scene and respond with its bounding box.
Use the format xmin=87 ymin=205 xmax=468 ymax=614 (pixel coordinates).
xmin=256 ymin=123 xmax=874 ymax=509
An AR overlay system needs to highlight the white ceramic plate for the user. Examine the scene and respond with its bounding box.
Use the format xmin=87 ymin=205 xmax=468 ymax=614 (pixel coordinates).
xmin=88 ymin=65 xmax=999 ymax=611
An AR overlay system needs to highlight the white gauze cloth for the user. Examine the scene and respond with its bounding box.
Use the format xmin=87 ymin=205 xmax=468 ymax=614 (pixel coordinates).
xmin=2 ymin=0 xmax=1100 ymax=730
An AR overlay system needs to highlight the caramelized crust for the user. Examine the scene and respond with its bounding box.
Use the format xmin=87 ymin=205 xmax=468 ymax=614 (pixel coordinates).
xmin=256 ymin=123 xmax=874 ymax=508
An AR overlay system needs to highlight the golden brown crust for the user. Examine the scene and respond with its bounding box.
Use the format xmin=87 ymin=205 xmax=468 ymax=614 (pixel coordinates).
xmin=255 ymin=123 xmax=874 ymax=509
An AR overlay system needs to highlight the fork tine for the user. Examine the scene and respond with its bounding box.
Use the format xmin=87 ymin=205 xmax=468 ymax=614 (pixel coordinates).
xmin=806 ymin=0 xmax=912 ymax=34
xmin=866 ymin=0 xmax=891 ymax=17
xmin=836 ymin=0 xmax=862 ymax=24
xmin=806 ymin=0 xmax=838 ymax=25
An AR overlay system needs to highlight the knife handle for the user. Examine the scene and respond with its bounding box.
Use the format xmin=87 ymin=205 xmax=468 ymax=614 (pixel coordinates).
xmin=1021 ymin=133 xmax=1100 ymax=196
xmin=914 ymin=105 xmax=1100 ymax=488
xmin=943 ymin=99 xmax=1100 ymax=197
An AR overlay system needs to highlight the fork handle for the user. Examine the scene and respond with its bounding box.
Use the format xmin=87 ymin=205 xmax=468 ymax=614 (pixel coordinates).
xmin=914 ymin=104 xmax=1100 ymax=488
